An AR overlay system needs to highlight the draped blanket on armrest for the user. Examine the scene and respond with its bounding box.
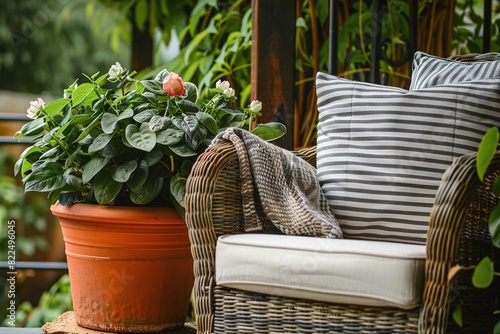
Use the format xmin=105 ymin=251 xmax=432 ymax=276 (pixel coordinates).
xmin=212 ymin=128 xmax=342 ymax=239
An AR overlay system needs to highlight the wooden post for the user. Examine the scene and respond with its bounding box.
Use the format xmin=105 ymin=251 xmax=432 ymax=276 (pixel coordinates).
xmin=131 ymin=5 xmax=153 ymax=72
xmin=251 ymin=0 xmax=296 ymax=149
xmin=484 ymin=0 xmax=492 ymax=52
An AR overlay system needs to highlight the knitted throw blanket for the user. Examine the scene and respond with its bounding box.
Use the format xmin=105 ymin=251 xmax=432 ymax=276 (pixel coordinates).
xmin=213 ymin=128 xmax=342 ymax=239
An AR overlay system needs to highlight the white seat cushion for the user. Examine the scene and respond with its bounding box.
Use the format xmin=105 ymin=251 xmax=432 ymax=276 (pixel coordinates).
xmin=216 ymin=234 xmax=425 ymax=310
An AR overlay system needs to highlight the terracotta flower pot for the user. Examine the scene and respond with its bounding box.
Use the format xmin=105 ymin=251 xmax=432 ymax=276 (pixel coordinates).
xmin=50 ymin=203 xmax=194 ymax=333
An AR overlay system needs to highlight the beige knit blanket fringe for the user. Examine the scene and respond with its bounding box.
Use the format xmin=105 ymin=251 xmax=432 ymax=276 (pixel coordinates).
xmin=213 ymin=128 xmax=342 ymax=239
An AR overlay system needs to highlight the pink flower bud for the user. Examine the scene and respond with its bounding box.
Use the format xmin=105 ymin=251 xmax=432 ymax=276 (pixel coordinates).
xmin=163 ymin=72 xmax=186 ymax=96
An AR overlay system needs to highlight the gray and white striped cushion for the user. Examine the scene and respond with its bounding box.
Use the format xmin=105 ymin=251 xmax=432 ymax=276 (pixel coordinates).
xmin=316 ymin=72 xmax=500 ymax=244
xmin=410 ymin=51 xmax=500 ymax=90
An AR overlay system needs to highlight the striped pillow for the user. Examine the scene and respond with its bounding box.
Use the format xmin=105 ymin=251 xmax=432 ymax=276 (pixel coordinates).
xmin=316 ymin=72 xmax=500 ymax=244
xmin=410 ymin=51 xmax=500 ymax=90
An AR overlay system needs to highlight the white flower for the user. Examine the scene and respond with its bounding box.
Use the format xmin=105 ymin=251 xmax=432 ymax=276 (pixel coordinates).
xmin=216 ymin=80 xmax=229 ymax=90
xmin=26 ymin=98 xmax=45 ymax=119
xmin=248 ymin=100 xmax=262 ymax=114
xmin=216 ymin=80 xmax=235 ymax=97
xmin=108 ymin=62 xmax=124 ymax=82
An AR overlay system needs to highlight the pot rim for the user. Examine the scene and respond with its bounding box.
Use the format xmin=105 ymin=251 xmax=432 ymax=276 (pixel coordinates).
xmin=50 ymin=202 xmax=183 ymax=225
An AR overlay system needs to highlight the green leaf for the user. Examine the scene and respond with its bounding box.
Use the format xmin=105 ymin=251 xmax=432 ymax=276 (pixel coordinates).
xmin=39 ymin=147 xmax=61 ymax=161
xmin=145 ymin=147 xmax=163 ymax=166
xmin=169 ymin=142 xmax=197 ymax=157
xmin=58 ymin=191 xmax=81 ymax=206
xmin=185 ymin=126 xmax=207 ymax=151
xmin=184 ymin=82 xmax=198 ymax=103
xmin=81 ymin=156 xmax=110 ymax=184
xmin=101 ymin=113 xmax=119 ymax=134
xmin=452 ymin=303 xmax=462 ymax=327
xmin=477 ymin=127 xmax=499 ymax=181
xmin=64 ymin=174 xmax=80 ymax=188
xmin=125 ymin=123 xmax=156 ymax=152
xmin=170 ymin=173 xmax=186 ymax=208
xmin=93 ymin=170 xmax=123 ymax=205
xmin=17 ymin=118 xmax=45 ymax=138
xmin=88 ymin=133 xmax=113 ymax=153
xmin=184 ymin=29 xmax=211 ymax=63
xmin=94 ymin=73 xmax=109 ymax=85
xmin=118 ymin=108 xmax=134 ymax=120
xmin=149 ymin=116 xmax=168 ymax=132
xmin=492 ymin=178 xmax=500 ymax=196
xmin=111 ymin=160 xmax=138 ymax=183
xmin=23 ymin=162 xmax=65 ymax=192
xmin=93 ymin=96 xmax=104 ymax=111
xmin=43 ymin=98 xmax=71 ymax=117
xmin=196 ymin=112 xmax=218 ymax=134
xmin=72 ymin=83 xmax=99 ymax=107
xmin=493 ymin=320 xmax=500 ymax=334
xmin=489 ymin=202 xmax=500 ymax=248
xmin=55 ymin=114 xmax=93 ymax=137
xmin=134 ymin=0 xmax=148 ymax=30
xmin=173 ymin=115 xmax=199 ymax=137
xmin=133 ymin=109 xmax=157 ymax=123
xmin=65 ymin=145 xmax=81 ymax=169
xmin=127 ymin=160 xmax=148 ymax=192
xmin=101 ymin=137 xmax=127 ymax=158
xmin=179 ymin=159 xmax=194 ymax=178
xmin=156 ymin=128 xmax=185 ymax=145
xmin=472 ymin=256 xmax=494 ymax=288
xmin=155 ymin=69 xmax=170 ymax=82
xmin=141 ymin=79 xmax=166 ymax=95
xmin=14 ymin=146 xmax=43 ymax=176
xmin=177 ymin=99 xmax=201 ymax=114
xmin=251 ymin=122 xmax=287 ymax=141
xmin=130 ymin=174 xmax=164 ymax=205
xmin=73 ymin=115 xmax=102 ymax=143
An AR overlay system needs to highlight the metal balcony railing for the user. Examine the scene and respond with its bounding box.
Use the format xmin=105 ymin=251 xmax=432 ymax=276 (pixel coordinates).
xmin=0 ymin=113 xmax=68 ymax=273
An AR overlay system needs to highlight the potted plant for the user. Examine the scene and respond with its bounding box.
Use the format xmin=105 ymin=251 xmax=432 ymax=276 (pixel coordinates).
xmin=14 ymin=62 xmax=285 ymax=333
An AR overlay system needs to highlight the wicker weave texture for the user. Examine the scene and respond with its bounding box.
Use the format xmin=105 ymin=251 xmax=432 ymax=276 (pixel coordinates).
xmin=213 ymin=287 xmax=419 ymax=334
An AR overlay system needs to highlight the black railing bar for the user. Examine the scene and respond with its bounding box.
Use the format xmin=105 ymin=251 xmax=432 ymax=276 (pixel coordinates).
xmin=484 ymin=0 xmax=492 ymax=53
xmin=370 ymin=0 xmax=382 ymax=84
xmin=409 ymin=0 xmax=418 ymax=74
xmin=0 ymin=137 xmax=31 ymax=144
xmin=0 ymin=113 xmax=30 ymax=121
xmin=0 ymin=261 xmax=68 ymax=270
xmin=329 ymin=0 xmax=339 ymax=75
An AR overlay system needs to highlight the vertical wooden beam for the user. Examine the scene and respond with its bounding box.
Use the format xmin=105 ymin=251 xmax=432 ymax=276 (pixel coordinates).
xmin=131 ymin=5 xmax=153 ymax=72
xmin=484 ymin=0 xmax=492 ymax=52
xmin=251 ymin=0 xmax=296 ymax=149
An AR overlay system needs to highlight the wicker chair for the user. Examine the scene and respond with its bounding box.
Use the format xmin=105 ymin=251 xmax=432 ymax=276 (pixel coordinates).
xmin=185 ymin=55 xmax=500 ymax=333
xmin=186 ymin=143 xmax=500 ymax=333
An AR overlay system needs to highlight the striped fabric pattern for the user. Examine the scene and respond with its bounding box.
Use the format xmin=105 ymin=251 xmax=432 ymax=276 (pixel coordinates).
xmin=316 ymin=72 xmax=500 ymax=244
xmin=410 ymin=51 xmax=500 ymax=90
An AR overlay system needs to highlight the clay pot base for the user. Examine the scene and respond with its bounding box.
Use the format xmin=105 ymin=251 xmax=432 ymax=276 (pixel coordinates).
xmin=42 ymin=312 xmax=197 ymax=334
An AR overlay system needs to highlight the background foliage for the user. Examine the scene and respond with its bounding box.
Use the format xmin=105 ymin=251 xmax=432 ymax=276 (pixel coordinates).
xmin=0 ymin=0 xmax=130 ymax=96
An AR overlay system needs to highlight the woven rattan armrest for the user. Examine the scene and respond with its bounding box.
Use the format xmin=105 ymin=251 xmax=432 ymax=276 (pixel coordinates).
xmin=420 ymin=152 xmax=500 ymax=332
